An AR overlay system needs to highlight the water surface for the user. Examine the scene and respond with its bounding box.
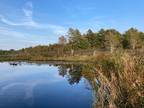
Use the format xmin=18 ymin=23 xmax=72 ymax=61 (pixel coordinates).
xmin=0 ymin=62 xmax=92 ymax=108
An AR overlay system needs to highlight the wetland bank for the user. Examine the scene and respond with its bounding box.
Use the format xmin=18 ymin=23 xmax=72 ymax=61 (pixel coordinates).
xmin=0 ymin=0 xmax=144 ymax=107
xmin=0 ymin=50 xmax=143 ymax=108
xmin=0 ymin=26 xmax=144 ymax=108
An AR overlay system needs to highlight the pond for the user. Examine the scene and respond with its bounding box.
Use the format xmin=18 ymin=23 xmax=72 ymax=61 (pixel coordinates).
xmin=0 ymin=62 xmax=94 ymax=108
xmin=0 ymin=62 xmax=142 ymax=108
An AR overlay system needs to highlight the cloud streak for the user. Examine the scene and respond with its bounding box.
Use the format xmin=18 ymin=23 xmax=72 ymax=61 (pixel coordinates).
xmin=0 ymin=1 xmax=35 ymax=27
xmin=0 ymin=1 xmax=66 ymax=35
xmin=0 ymin=26 xmax=59 ymax=49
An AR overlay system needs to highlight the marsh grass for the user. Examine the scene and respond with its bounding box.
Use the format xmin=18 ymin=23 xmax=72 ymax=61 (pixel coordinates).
xmin=93 ymin=51 xmax=144 ymax=108
xmin=0 ymin=49 xmax=143 ymax=108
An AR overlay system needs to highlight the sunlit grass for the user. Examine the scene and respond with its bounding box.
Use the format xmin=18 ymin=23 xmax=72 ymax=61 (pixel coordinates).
xmin=92 ymin=51 xmax=144 ymax=108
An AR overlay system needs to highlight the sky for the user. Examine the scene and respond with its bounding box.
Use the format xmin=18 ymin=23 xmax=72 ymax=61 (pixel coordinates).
xmin=0 ymin=0 xmax=144 ymax=50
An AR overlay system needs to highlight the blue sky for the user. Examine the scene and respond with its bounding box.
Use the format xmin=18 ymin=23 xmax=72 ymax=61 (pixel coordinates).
xmin=0 ymin=0 xmax=144 ymax=49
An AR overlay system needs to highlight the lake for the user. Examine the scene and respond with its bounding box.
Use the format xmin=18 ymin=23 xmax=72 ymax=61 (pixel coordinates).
xmin=0 ymin=61 xmax=141 ymax=108
xmin=0 ymin=62 xmax=93 ymax=108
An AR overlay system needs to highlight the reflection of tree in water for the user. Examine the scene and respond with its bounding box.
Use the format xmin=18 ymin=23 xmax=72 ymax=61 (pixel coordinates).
xmin=58 ymin=65 xmax=67 ymax=77
xmin=58 ymin=64 xmax=83 ymax=85
xmin=56 ymin=62 xmax=143 ymax=108
xmin=57 ymin=64 xmax=111 ymax=108
xmin=81 ymin=64 xmax=111 ymax=108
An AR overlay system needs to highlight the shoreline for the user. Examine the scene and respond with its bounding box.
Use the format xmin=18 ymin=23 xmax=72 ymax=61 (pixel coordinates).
xmin=0 ymin=53 xmax=109 ymax=63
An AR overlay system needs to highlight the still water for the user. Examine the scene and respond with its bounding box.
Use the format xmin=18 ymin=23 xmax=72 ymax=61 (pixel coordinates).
xmin=0 ymin=62 xmax=93 ymax=108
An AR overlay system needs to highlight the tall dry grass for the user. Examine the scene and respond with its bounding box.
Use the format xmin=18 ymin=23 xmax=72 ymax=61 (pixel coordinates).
xmin=92 ymin=51 xmax=144 ymax=108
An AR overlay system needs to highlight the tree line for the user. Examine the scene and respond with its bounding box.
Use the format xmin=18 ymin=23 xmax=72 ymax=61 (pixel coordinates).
xmin=0 ymin=27 xmax=144 ymax=60
xmin=60 ymin=28 xmax=144 ymax=53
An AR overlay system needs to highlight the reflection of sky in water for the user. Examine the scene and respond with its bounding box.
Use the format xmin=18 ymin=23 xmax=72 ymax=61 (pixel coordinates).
xmin=0 ymin=62 xmax=92 ymax=108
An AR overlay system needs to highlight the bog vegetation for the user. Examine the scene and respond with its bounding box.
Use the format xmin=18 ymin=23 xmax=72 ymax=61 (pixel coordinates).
xmin=56 ymin=52 xmax=144 ymax=108
xmin=0 ymin=27 xmax=143 ymax=61
xmin=0 ymin=27 xmax=143 ymax=108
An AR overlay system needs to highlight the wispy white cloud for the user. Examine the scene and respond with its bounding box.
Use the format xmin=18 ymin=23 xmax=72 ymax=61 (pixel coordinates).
xmin=22 ymin=1 xmax=36 ymax=26
xmin=0 ymin=27 xmax=55 ymax=49
xmin=0 ymin=1 xmax=36 ymax=27
xmin=0 ymin=1 xmax=66 ymax=35
xmin=0 ymin=27 xmax=53 ymax=44
xmin=0 ymin=26 xmax=54 ymax=42
xmin=0 ymin=27 xmax=32 ymax=39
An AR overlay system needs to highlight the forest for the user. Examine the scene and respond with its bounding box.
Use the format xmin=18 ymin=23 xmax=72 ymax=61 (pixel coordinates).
xmin=0 ymin=27 xmax=144 ymax=61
